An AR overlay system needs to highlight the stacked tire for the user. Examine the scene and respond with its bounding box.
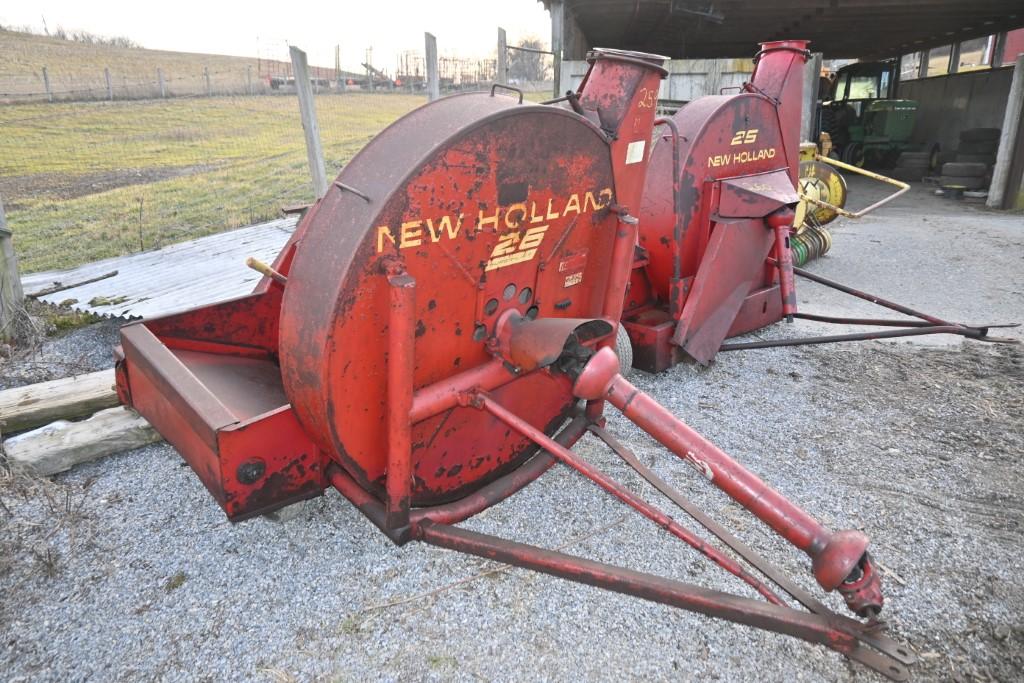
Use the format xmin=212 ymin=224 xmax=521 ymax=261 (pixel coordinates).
xmin=940 ymin=128 xmax=1000 ymax=192
xmin=890 ymin=151 xmax=932 ymax=182
xmin=956 ymin=128 xmax=1000 ymax=166
xmin=939 ymin=162 xmax=989 ymax=191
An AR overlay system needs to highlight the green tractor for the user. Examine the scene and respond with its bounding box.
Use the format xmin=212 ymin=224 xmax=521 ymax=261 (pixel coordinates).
xmin=819 ymin=61 xmax=938 ymax=169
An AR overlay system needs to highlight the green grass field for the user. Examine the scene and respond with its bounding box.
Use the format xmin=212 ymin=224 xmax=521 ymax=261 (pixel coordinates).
xmin=1 ymin=94 xmax=422 ymax=272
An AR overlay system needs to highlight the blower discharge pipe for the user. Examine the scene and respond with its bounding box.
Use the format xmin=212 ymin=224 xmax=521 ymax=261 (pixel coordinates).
xmin=577 ymin=49 xmax=667 ymax=329
xmin=573 ymin=346 xmax=884 ymax=617
xmin=748 ymin=40 xmax=810 ymax=187
xmin=749 ymin=41 xmax=808 ymax=321
xmin=576 ymin=48 xmax=668 ymax=418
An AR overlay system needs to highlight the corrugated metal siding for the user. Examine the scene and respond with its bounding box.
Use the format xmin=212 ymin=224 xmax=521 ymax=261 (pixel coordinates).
xmin=20 ymin=217 xmax=297 ymax=320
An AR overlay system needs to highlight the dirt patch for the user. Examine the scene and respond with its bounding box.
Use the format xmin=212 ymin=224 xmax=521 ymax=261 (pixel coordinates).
xmin=0 ymin=165 xmax=216 ymax=206
xmin=800 ymin=343 xmax=1024 ymax=682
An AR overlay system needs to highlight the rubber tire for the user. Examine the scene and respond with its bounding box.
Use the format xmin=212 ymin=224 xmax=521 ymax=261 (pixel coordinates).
xmin=955 ymin=153 xmax=997 ymax=166
xmin=939 ymin=175 xmax=987 ymax=190
xmin=842 ymin=142 xmax=865 ymax=167
xmin=895 ymin=159 xmax=930 ymax=171
xmin=897 ymin=151 xmax=929 ymax=165
xmin=941 ymin=162 xmax=988 ymax=177
xmin=959 ymin=128 xmax=1001 ymax=143
xmin=615 ymin=324 xmax=633 ymax=377
xmin=958 ymin=140 xmax=999 ymax=155
xmin=890 ymin=167 xmax=925 ymax=182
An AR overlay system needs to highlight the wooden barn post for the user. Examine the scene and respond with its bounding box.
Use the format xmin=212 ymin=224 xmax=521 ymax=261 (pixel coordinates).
xmin=551 ymin=0 xmax=564 ymax=96
xmin=988 ymin=54 xmax=1024 ymax=209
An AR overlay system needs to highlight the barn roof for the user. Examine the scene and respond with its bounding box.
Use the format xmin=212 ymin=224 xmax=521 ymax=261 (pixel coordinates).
xmin=544 ymin=1 xmax=1024 ymax=60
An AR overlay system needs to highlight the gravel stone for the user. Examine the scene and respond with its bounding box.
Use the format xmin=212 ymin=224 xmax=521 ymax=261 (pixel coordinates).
xmin=2 ymin=176 xmax=1021 ymax=681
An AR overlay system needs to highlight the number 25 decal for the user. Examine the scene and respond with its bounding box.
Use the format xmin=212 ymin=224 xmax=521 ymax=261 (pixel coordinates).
xmin=637 ymin=87 xmax=656 ymax=109
xmin=730 ymin=129 xmax=759 ymax=145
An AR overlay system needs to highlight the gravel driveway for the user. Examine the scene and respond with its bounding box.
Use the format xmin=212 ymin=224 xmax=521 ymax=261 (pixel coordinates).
xmin=2 ymin=178 xmax=1022 ymax=682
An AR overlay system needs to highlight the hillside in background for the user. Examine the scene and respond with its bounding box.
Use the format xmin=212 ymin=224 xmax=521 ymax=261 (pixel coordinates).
xmin=0 ymin=28 xmax=338 ymax=102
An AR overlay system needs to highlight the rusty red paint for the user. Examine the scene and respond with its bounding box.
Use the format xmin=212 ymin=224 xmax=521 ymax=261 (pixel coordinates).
xmin=112 ymin=44 xmax=914 ymax=676
xmin=475 ymin=389 xmax=786 ymax=605
xmin=625 ymin=40 xmax=809 ymax=369
xmin=415 ymin=521 xmax=869 ymax=657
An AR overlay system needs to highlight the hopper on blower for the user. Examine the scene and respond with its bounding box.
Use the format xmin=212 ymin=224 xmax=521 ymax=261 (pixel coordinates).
xmin=114 ymin=44 xmax=914 ymax=679
xmin=621 ymin=44 xmax=1017 ymax=371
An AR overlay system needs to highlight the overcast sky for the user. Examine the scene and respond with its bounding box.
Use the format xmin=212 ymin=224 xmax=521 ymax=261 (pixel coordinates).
xmin=1 ymin=1 xmax=553 ymax=73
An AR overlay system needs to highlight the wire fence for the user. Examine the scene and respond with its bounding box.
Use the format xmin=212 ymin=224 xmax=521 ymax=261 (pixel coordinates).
xmin=0 ymin=30 xmax=556 ymax=275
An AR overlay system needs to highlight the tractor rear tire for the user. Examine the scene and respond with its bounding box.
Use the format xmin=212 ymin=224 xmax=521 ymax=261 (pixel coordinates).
xmin=842 ymin=142 xmax=865 ymax=167
xmin=615 ymin=324 xmax=634 ymax=377
xmin=939 ymin=175 xmax=987 ymax=190
xmin=941 ymin=162 xmax=988 ymax=177
xmin=958 ymin=139 xmax=1000 ymax=155
xmin=955 ymin=153 xmax=997 ymax=166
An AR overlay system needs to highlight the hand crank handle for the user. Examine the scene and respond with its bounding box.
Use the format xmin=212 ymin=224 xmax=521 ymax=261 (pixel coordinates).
xmin=572 ymin=346 xmax=884 ymax=618
xmin=245 ymin=257 xmax=287 ymax=285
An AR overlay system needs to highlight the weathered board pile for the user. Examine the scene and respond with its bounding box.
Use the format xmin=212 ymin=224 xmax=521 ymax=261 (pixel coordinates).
xmin=0 ymin=371 xmax=160 ymax=475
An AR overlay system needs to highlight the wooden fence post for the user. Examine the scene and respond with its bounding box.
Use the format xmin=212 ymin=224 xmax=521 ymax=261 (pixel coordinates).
xmin=366 ymin=47 xmax=375 ymax=93
xmin=104 ymin=67 xmax=113 ymax=100
xmin=158 ymin=68 xmax=166 ymax=98
xmin=289 ymin=46 xmax=329 ymax=199
xmin=425 ymin=33 xmax=440 ymax=102
xmin=42 ymin=66 xmax=53 ymax=102
xmin=246 ymin=65 xmax=253 ymax=95
xmin=204 ymin=66 xmax=211 ymax=96
xmin=0 ymin=195 xmax=25 ymax=343
xmin=497 ymin=28 xmax=508 ymax=85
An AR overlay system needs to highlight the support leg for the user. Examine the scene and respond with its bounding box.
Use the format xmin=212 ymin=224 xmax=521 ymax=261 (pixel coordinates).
xmin=385 ymin=267 xmax=416 ymax=534
xmin=573 ymin=346 xmax=883 ymax=617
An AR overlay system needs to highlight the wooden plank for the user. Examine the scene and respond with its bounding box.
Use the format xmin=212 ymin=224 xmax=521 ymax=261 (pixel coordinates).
xmin=2 ymin=406 xmax=161 ymax=476
xmin=26 ymin=270 xmax=117 ymax=298
xmin=0 ymin=369 xmax=119 ymax=434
